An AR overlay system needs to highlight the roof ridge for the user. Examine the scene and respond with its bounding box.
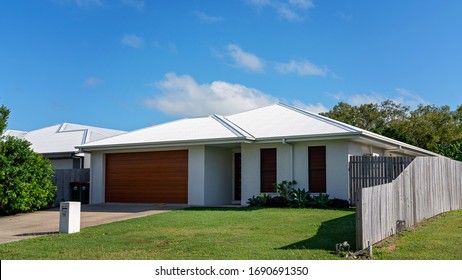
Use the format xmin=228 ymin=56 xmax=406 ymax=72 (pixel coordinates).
xmin=211 ymin=115 xmax=255 ymax=140
xmin=277 ymin=103 xmax=360 ymax=133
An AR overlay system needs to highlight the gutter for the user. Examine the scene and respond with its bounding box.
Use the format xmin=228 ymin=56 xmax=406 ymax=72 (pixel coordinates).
xmin=77 ymin=137 xmax=253 ymax=152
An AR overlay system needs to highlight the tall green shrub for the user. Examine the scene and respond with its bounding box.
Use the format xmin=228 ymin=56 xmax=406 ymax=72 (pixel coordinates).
xmin=0 ymin=136 xmax=56 ymax=215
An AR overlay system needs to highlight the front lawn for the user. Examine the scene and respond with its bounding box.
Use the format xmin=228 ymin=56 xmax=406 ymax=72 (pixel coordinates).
xmin=0 ymin=207 xmax=355 ymax=260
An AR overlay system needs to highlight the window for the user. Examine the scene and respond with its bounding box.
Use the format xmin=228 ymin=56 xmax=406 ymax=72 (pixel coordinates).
xmin=260 ymin=148 xmax=277 ymax=192
xmin=308 ymin=146 xmax=326 ymax=193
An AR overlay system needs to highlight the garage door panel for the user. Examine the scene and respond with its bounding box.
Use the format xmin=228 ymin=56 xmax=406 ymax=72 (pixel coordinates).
xmin=105 ymin=150 xmax=188 ymax=203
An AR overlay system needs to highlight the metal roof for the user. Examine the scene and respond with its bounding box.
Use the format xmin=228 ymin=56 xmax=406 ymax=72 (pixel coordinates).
xmin=76 ymin=116 xmax=253 ymax=149
xmin=3 ymin=123 xmax=125 ymax=155
xmin=78 ymin=103 xmax=441 ymax=156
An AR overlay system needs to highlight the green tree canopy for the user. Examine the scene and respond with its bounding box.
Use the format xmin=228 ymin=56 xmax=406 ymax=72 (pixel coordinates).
xmin=321 ymin=100 xmax=462 ymax=160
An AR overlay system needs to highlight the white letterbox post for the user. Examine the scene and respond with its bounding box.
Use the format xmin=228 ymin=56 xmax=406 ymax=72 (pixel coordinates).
xmin=59 ymin=201 xmax=81 ymax=234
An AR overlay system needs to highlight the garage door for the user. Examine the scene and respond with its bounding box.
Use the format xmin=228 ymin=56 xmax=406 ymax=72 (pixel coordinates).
xmin=105 ymin=150 xmax=188 ymax=203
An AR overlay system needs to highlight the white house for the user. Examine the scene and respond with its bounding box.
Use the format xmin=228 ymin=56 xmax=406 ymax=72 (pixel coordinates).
xmin=78 ymin=103 xmax=440 ymax=206
xmin=3 ymin=123 xmax=125 ymax=169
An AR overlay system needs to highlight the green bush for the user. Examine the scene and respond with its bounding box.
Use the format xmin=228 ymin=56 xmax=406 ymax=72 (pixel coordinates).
xmin=247 ymin=193 xmax=272 ymax=207
xmin=290 ymin=188 xmax=311 ymax=208
xmin=309 ymin=193 xmax=330 ymax=209
xmin=328 ymin=198 xmax=350 ymax=209
xmin=274 ymin=180 xmax=297 ymax=200
xmin=0 ymin=136 xmax=56 ymax=215
xmin=266 ymin=196 xmax=289 ymax=208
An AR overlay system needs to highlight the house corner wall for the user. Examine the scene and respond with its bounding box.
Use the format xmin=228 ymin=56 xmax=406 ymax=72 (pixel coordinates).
xmin=204 ymin=147 xmax=232 ymax=205
xmin=188 ymin=146 xmax=206 ymax=206
xmin=89 ymin=152 xmax=105 ymax=204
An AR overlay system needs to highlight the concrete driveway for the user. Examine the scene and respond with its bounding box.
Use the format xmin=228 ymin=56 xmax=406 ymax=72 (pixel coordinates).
xmin=0 ymin=203 xmax=187 ymax=244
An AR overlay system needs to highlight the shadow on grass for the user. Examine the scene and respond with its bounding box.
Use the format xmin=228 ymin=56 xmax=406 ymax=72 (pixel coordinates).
xmin=279 ymin=212 xmax=356 ymax=251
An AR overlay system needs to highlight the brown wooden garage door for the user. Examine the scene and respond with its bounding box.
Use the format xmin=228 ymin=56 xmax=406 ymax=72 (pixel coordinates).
xmin=105 ymin=150 xmax=188 ymax=203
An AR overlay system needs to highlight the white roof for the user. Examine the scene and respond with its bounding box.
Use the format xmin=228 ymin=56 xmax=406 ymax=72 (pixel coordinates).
xmin=76 ymin=115 xmax=252 ymax=149
xmin=3 ymin=123 xmax=125 ymax=155
xmin=2 ymin=130 xmax=27 ymax=139
xmin=78 ymin=103 xmax=440 ymax=156
xmin=226 ymin=103 xmax=359 ymax=138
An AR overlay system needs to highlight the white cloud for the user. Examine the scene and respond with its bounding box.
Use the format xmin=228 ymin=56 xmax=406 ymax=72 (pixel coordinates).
xmin=395 ymin=88 xmax=427 ymax=106
xmin=248 ymin=0 xmax=314 ymax=22
xmin=121 ymin=0 xmax=145 ymax=12
xmin=275 ymin=59 xmax=329 ymax=77
xmin=145 ymin=73 xmax=276 ymax=116
xmin=83 ymin=77 xmax=103 ymax=88
xmin=195 ymin=11 xmax=223 ymax=23
xmin=227 ymin=44 xmax=265 ymax=72
xmin=292 ymin=100 xmax=328 ymax=113
xmin=145 ymin=73 xmax=329 ymax=117
xmin=331 ymin=88 xmax=428 ymax=108
xmin=120 ymin=34 xmax=144 ymax=49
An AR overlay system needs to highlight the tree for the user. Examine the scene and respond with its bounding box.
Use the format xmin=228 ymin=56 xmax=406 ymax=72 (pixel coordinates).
xmin=0 ymin=105 xmax=10 ymax=133
xmin=0 ymin=105 xmax=56 ymax=215
xmin=320 ymin=100 xmax=410 ymax=135
xmin=321 ymin=100 xmax=462 ymax=160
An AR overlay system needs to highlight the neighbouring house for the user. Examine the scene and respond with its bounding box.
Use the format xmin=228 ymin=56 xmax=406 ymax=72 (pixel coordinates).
xmin=77 ymin=103 xmax=440 ymax=206
xmin=3 ymin=123 xmax=125 ymax=169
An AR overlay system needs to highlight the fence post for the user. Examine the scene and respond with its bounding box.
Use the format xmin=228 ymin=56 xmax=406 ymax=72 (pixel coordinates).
xmin=356 ymin=186 xmax=363 ymax=250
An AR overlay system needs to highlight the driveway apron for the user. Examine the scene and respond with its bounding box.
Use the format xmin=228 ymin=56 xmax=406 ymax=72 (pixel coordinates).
xmin=0 ymin=203 xmax=187 ymax=244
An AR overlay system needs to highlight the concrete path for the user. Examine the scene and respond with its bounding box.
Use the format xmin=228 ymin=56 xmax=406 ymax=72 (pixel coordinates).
xmin=0 ymin=203 xmax=187 ymax=244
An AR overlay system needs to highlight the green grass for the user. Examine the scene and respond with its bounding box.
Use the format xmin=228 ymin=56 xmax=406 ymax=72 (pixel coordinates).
xmin=0 ymin=207 xmax=355 ymax=260
xmin=374 ymin=209 xmax=462 ymax=259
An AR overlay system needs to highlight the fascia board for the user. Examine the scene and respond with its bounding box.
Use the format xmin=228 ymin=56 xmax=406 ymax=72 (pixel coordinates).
xmin=77 ymin=137 xmax=252 ymax=152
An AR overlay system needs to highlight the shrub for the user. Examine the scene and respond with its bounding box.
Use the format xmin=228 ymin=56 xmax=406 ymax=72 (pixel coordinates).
xmin=328 ymin=198 xmax=350 ymax=209
xmin=309 ymin=193 xmax=330 ymax=209
xmin=0 ymin=136 xmax=56 ymax=215
xmin=247 ymin=193 xmax=272 ymax=207
xmin=290 ymin=188 xmax=311 ymax=208
xmin=274 ymin=180 xmax=297 ymax=200
xmin=266 ymin=196 xmax=289 ymax=208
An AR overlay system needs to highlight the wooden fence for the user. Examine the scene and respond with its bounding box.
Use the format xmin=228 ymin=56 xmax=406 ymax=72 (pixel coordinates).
xmin=349 ymin=156 xmax=415 ymax=205
xmin=356 ymin=157 xmax=462 ymax=249
xmin=52 ymin=169 xmax=90 ymax=206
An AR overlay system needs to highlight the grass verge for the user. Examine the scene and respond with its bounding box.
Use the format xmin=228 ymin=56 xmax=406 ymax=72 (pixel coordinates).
xmin=374 ymin=209 xmax=462 ymax=259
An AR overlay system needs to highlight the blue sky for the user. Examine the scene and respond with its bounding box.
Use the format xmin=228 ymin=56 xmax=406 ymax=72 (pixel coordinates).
xmin=1 ymin=0 xmax=462 ymax=132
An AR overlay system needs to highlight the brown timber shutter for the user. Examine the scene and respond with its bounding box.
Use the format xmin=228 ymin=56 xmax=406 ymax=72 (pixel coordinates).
xmin=308 ymin=146 xmax=326 ymax=193
xmin=260 ymin=148 xmax=277 ymax=192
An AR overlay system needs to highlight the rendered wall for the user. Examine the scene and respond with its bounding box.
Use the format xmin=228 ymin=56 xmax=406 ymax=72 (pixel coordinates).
xmin=204 ymin=147 xmax=233 ymax=205
xmin=89 ymin=152 xmax=105 ymax=204
xmin=188 ymin=146 xmax=205 ymax=206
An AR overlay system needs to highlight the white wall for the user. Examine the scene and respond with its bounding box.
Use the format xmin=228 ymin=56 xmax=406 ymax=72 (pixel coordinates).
xmin=83 ymin=153 xmax=91 ymax=168
xmin=204 ymin=147 xmax=232 ymax=205
xmin=50 ymin=159 xmax=74 ymax=169
xmin=293 ymin=140 xmax=350 ymax=200
xmin=240 ymin=140 xmax=352 ymax=204
xmin=240 ymin=142 xmax=293 ymax=205
xmin=348 ymin=141 xmax=385 ymax=157
xmin=188 ymin=146 xmax=205 ymax=206
xmin=89 ymin=152 xmax=105 ymax=204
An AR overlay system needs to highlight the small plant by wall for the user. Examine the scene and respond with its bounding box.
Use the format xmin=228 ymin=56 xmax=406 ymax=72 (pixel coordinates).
xmin=247 ymin=181 xmax=349 ymax=209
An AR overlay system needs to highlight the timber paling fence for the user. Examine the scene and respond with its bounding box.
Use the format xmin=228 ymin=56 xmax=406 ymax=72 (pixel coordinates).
xmin=355 ymin=157 xmax=462 ymax=249
xmin=52 ymin=168 xmax=90 ymax=206
xmin=349 ymin=156 xmax=415 ymax=205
